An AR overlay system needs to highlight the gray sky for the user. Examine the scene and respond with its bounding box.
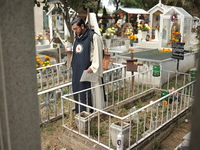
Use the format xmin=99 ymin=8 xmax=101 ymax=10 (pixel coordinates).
xmin=102 ymin=0 xmax=116 ymax=12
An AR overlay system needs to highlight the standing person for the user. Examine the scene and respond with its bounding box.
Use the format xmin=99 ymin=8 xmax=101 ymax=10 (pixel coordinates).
xmin=66 ymin=17 xmax=105 ymax=114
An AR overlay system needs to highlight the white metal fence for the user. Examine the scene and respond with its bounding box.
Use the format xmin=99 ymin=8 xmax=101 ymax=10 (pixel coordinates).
xmin=61 ymin=69 xmax=194 ymax=149
xmin=38 ymin=63 xmax=126 ymax=123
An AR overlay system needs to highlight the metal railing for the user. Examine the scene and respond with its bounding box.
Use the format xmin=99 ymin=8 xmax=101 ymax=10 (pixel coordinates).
xmin=61 ymin=69 xmax=194 ymax=149
xmin=37 ymin=62 xmax=71 ymax=91
xmin=38 ymin=63 xmax=126 ymax=123
xmin=37 ymin=62 xmax=126 ymax=91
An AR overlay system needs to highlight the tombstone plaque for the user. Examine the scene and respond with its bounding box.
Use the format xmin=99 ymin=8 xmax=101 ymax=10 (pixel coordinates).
xmin=171 ymin=42 xmax=185 ymax=60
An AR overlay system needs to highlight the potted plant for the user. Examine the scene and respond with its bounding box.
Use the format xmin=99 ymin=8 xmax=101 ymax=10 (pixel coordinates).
xmin=128 ymin=34 xmax=137 ymax=46
xmin=103 ymin=28 xmax=115 ymax=49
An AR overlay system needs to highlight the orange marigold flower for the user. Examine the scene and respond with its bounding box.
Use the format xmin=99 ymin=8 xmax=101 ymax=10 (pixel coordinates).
xmin=45 ymin=56 xmax=50 ymax=59
xmin=163 ymin=100 xmax=168 ymax=105
xmin=167 ymin=49 xmax=172 ymax=52
xmin=175 ymin=32 xmax=180 ymax=35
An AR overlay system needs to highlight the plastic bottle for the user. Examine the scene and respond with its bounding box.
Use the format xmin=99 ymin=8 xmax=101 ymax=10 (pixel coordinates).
xmin=117 ymin=132 xmax=124 ymax=150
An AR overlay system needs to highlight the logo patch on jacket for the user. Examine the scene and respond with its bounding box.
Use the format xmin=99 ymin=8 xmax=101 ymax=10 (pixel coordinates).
xmin=76 ymin=44 xmax=83 ymax=54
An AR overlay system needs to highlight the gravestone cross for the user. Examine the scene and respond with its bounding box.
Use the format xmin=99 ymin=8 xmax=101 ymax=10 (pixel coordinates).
xmin=122 ymin=53 xmax=143 ymax=87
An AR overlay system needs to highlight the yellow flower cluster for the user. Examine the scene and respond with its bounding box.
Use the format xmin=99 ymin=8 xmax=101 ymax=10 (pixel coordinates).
xmin=138 ymin=21 xmax=150 ymax=31
xmin=103 ymin=28 xmax=116 ymax=39
xmin=36 ymin=56 xmax=51 ymax=70
xmin=124 ymin=27 xmax=133 ymax=36
xmin=128 ymin=34 xmax=137 ymax=44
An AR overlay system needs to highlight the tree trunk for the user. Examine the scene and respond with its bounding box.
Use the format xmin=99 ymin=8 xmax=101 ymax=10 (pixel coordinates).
xmin=60 ymin=0 xmax=74 ymax=41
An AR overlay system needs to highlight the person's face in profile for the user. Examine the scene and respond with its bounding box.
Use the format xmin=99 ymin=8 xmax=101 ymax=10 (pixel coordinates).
xmin=72 ymin=23 xmax=84 ymax=36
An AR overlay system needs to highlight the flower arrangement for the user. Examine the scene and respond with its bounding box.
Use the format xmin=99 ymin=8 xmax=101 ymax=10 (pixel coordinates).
xmin=128 ymin=34 xmax=137 ymax=44
xmin=36 ymin=56 xmax=41 ymax=68
xmin=157 ymin=48 xmax=172 ymax=53
xmin=35 ymin=33 xmax=43 ymax=42
xmin=113 ymin=23 xmax=121 ymax=29
xmin=113 ymin=23 xmax=121 ymax=35
xmin=103 ymin=28 xmax=115 ymax=39
xmin=191 ymin=27 xmax=196 ymax=33
xmin=124 ymin=26 xmax=133 ymax=36
xmin=155 ymin=25 xmax=160 ymax=31
xmin=138 ymin=21 xmax=150 ymax=31
xmin=170 ymin=12 xmax=178 ymax=22
xmin=35 ymin=56 xmax=51 ymax=70
xmin=171 ymin=31 xmax=181 ymax=42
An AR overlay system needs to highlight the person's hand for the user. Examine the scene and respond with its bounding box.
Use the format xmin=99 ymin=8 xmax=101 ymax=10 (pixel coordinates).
xmin=65 ymin=47 xmax=72 ymax=54
xmin=87 ymin=67 xmax=93 ymax=73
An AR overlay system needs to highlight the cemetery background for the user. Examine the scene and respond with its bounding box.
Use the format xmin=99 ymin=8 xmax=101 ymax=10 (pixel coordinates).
xmin=33 ymin=0 xmax=200 ymax=148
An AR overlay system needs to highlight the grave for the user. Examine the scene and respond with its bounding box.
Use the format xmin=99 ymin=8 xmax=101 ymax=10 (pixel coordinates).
xmin=116 ymin=48 xmax=198 ymax=87
xmin=62 ymin=66 xmax=194 ymax=150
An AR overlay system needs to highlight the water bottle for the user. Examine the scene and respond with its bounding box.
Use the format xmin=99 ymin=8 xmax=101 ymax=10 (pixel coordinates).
xmin=117 ymin=132 xmax=124 ymax=150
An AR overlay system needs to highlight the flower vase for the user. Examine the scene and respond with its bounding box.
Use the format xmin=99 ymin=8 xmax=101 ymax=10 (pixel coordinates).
xmin=141 ymin=31 xmax=147 ymax=42
xmin=105 ymin=39 xmax=111 ymax=49
xmin=38 ymin=42 xmax=41 ymax=45
xmin=125 ymin=39 xmax=130 ymax=49
xmin=154 ymin=29 xmax=159 ymax=41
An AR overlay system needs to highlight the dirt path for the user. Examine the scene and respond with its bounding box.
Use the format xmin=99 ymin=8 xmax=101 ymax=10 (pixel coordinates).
xmin=155 ymin=121 xmax=191 ymax=150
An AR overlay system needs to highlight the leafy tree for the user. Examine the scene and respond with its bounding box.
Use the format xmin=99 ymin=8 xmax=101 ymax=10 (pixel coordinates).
xmin=34 ymin=0 xmax=98 ymax=40
xmin=108 ymin=0 xmax=121 ymax=11
xmin=101 ymin=6 xmax=109 ymax=33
